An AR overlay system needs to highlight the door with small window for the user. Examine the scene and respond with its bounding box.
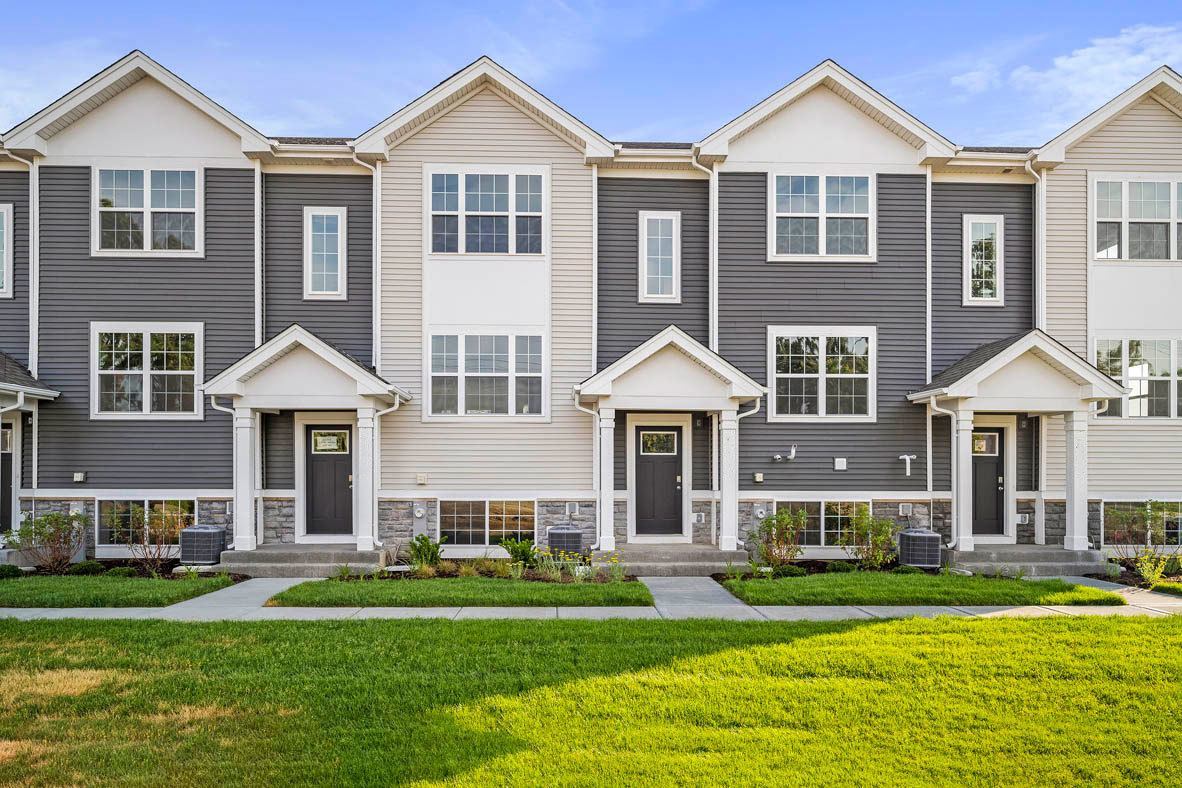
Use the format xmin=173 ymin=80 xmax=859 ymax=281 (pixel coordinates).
xmin=635 ymin=427 xmax=683 ymax=536
xmin=306 ymin=426 xmax=353 ymax=536
xmin=0 ymin=424 xmax=11 ymax=532
xmin=971 ymin=429 xmax=1004 ymax=535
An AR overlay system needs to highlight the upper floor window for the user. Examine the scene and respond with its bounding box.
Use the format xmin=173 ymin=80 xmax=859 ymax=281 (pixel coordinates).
xmin=426 ymin=165 xmax=546 ymax=256
xmin=638 ymin=210 xmax=680 ymax=303
xmin=303 ymin=207 xmax=347 ymax=300
xmin=1095 ymin=337 xmax=1180 ymax=419
xmin=90 ymin=322 xmax=203 ymax=420
xmin=962 ymin=214 xmax=1004 ymax=306
xmin=1093 ymin=176 xmax=1182 ymax=262
xmin=93 ymin=167 xmax=202 ymax=257
xmin=769 ymin=174 xmax=874 ymax=261
xmin=428 ymin=333 xmax=545 ymax=418
xmin=767 ymin=325 xmax=876 ymax=422
xmin=0 ymin=203 xmax=11 ymax=298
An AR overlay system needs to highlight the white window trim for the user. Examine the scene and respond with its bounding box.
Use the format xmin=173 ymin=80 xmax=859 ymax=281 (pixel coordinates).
xmin=774 ymin=499 xmax=871 ymax=548
xmin=962 ymin=214 xmax=1005 ymax=306
xmin=766 ymin=173 xmax=876 ymax=263
xmin=0 ymin=203 xmax=13 ymax=299
xmin=302 ymin=206 xmax=348 ymax=301
xmin=93 ymin=495 xmax=197 ymax=551
xmin=637 ymin=210 xmax=681 ymax=303
xmin=89 ymin=321 xmax=205 ymax=421
xmin=1093 ymin=335 xmax=1181 ymax=421
xmin=423 ymin=328 xmax=550 ymax=422
xmin=1089 ymin=171 xmax=1182 ymax=264
xmin=436 ymin=498 xmax=539 ymax=548
xmin=422 ymin=163 xmax=550 ymax=259
xmin=90 ymin=164 xmax=205 ymax=258
xmin=766 ymin=324 xmax=878 ymax=424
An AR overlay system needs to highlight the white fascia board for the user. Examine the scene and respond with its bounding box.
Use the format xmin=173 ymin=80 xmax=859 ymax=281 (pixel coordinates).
xmin=1036 ymin=66 xmax=1182 ymax=165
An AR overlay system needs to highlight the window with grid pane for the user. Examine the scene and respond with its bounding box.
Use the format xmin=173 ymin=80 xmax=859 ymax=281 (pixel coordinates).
xmin=1096 ymin=338 xmax=1181 ymax=419
xmin=489 ymin=500 xmax=534 ymax=544
xmin=440 ymin=500 xmax=485 ymax=545
xmin=772 ymin=174 xmax=871 ymax=258
xmin=824 ymin=501 xmax=868 ymax=545
xmin=0 ymin=204 xmax=11 ymax=295
xmin=94 ymin=325 xmax=200 ymax=417
xmin=427 ymin=169 xmax=545 ymax=255
xmin=98 ymin=168 xmax=198 ymax=253
xmin=429 ymin=333 xmax=544 ymax=417
xmin=963 ymin=215 xmax=1003 ymax=304
xmin=770 ymin=328 xmax=873 ymax=420
xmin=97 ymin=498 xmax=194 ymax=547
xmin=304 ymin=207 xmax=346 ymax=298
xmin=1094 ymin=178 xmax=1181 ymax=261
xmin=464 ymin=175 xmax=509 ymax=252
xmin=777 ymin=501 xmax=822 ymax=545
xmin=639 ymin=211 xmax=680 ymax=301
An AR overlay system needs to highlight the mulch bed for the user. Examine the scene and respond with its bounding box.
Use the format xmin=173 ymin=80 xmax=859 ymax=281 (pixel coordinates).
xmin=334 ymin=561 xmax=638 ymax=584
xmin=29 ymin=559 xmax=249 ymax=584
xmin=1085 ymin=559 xmax=1182 ymax=589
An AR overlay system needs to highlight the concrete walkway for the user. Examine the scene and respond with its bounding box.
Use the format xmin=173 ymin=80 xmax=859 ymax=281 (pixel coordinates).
xmin=0 ymin=575 xmax=1179 ymax=621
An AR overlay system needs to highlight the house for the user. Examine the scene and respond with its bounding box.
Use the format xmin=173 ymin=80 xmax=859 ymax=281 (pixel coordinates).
xmin=0 ymin=51 xmax=1176 ymax=573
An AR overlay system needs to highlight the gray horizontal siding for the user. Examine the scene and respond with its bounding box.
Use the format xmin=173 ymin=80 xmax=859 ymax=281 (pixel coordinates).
xmin=262 ymin=410 xmax=295 ymax=488
xmin=932 ymin=182 xmax=1034 ymax=375
xmin=612 ymin=411 xmax=712 ymax=490
xmin=264 ymin=173 xmax=372 ymax=362
xmin=718 ymin=172 xmax=929 ymax=491
xmin=0 ymin=172 xmax=30 ymax=366
xmin=597 ymin=178 xmax=708 ymax=369
xmin=35 ymin=166 xmax=254 ymax=488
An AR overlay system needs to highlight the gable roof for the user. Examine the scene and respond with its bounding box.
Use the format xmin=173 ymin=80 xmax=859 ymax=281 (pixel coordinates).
xmin=695 ymin=59 xmax=957 ymax=163
xmin=0 ymin=351 xmax=58 ymax=399
xmin=578 ymin=325 xmax=764 ymax=400
xmin=203 ymin=324 xmax=410 ymax=402
xmin=2 ymin=50 xmax=273 ymax=157
xmin=352 ymin=56 xmax=615 ymax=160
xmin=907 ymin=329 xmax=1125 ymax=402
xmin=1035 ymin=65 xmax=1182 ymax=165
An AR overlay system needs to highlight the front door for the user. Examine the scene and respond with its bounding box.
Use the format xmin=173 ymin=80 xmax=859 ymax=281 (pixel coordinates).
xmin=971 ymin=428 xmax=1004 ymax=535
xmin=306 ymin=425 xmax=353 ymax=536
xmin=0 ymin=424 xmax=11 ymax=533
xmin=635 ymin=427 xmax=683 ymax=535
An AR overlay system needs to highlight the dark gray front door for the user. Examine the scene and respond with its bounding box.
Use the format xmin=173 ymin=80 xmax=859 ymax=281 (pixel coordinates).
xmin=1 ymin=425 xmax=11 ymax=532
xmin=971 ymin=428 xmax=1004 ymax=535
xmin=306 ymin=425 xmax=352 ymax=536
xmin=635 ymin=426 xmax=683 ymax=536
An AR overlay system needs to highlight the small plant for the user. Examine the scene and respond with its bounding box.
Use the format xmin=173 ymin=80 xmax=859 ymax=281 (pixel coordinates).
xmin=458 ymin=563 xmax=479 ymax=577
xmin=407 ymin=534 xmax=445 ymax=568
xmin=473 ymin=557 xmax=499 ymax=576
xmin=1104 ymin=561 xmax=1122 ymax=579
xmin=335 ymin=564 xmax=353 ymax=581
xmin=1163 ymin=555 xmax=1181 ymax=577
xmin=499 ymin=538 xmax=536 ymax=568
xmin=508 ymin=561 xmax=525 ymax=580
xmin=751 ymin=506 xmax=809 ymax=567
xmin=825 ymin=560 xmax=856 ymax=574
xmin=771 ymin=563 xmax=806 ymax=578
xmin=5 ymin=510 xmax=90 ymax=574
xmin=411 ymin=565 xmax=437 ymax=579
xmin=104 ymin=566 xmax=137 ymax=578
xmin=891 ymin=565 xmax=924 ymax=575
xmin=179 ymin=564 xmax=201 ymax=581
xmin=837 ymin=506 xmax=899 ymax=570
xmin=491 ymin=560 xmax=511 ymax=578
xmin=0 ymin=564 xmax=24 ymax=580
xmin=746 ymin=557 xmax=761 ymax=578
xmin=436 ymin=560 xmax=459 ymax=577
xmin=604 ymin=551 xmax=626 ymax=582
xmin=66 ymin=559 xmax=104 ymax=576
xmin=724 ymin=561 xmax=743 ymax=581
xmin=1134 ymin=550 xmax=1169 ymax=587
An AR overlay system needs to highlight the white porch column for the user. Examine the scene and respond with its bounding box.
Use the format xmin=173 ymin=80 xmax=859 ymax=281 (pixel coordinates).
xmin=719 ymin=409 xmax=739 ymax=551
xmin=232 ymin=406 xmax=257 ymax=551
xmin=1063 ymin=410 xmax=1090 ymax=551
xmin=954 ymin=406 xmax=975 ymax=552
xmin=356 ymin=407 xmax=376 ymax=552
xmin=597 ymin=408 xmax=616 ymax=551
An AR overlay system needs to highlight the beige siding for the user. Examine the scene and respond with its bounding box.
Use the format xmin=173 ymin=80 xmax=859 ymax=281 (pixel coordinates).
xmin=1043 ymin=97 xmax=1182 ymax=498
xmin=378 ymin=88 xmax=594 ymax=492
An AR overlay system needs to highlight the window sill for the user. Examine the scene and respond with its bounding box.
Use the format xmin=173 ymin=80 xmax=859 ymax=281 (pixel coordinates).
xmin=91 ymin=249 xmax=205 ymax=259
xmin=767 ymin=255 xmax=877 ymax=264
xmin=422 ymin=414 xmax=551 ymax=424
xmin=302 ymin=293 xmax=348 ymax=302
xmin=427 ymin=253 xmax=546 ymax=261
xmin=90 ymin=412 xmax=205 ymax=421
xmin=962 ymin=299 xmax=1006 ymax=308
xmin=766 ymin=414 xmax=876 ymax=424
xmin=637 ymin=296 xmax=682 ymax=305
xmin=1093 ymin=258 xmax=1180 ymax=265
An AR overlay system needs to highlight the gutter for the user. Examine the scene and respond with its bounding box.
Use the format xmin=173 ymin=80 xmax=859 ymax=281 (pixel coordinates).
xmin=4 ymin=150 xmax=38 ymax=375
xmin=571 ymin=389 xmax=602 ymax=551
xmin=1024 ymin=159 xmax=1045 ymax=331
xmin=370 ymin=395 xmax=403 ymax=548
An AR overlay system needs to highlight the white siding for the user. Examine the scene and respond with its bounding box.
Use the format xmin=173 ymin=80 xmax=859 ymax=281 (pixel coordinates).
xmin=1044 ymin=97 xmax=1182 ymax=498
xmin=379 ymin=88 xmax=594 ymax=492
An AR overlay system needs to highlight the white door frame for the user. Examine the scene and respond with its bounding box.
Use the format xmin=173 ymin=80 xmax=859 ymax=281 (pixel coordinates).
xmin=625 ymin=412 xmax=692 ymax=544
xmin=294 ymin=411 xmax=359 ymax=545
xmin=970 ymin=413 xmax=1017 ymax=545
xmin=1 ymin=414 xmax=20 ymax=536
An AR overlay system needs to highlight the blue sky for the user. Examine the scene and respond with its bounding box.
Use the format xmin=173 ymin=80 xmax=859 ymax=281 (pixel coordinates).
xmin=3 ymin=2 xmax=1180 ymax=146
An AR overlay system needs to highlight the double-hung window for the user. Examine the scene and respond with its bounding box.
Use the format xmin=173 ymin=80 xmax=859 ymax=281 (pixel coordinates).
xmin=91 ymin=322 xmax=203 ymax=419
xmin=94 ymin=167 xmax=202 ymax=255
xmin=768 ymin=326 xmax=876 ymax=422
xmin=775 ymin=500 xmax=869 ymax=547
xmin=638 ymin=210 xmax=681 ymax=302
xmin=1093 ymin=176 xmax=1182 ymax=261
xmin=1095 ymin=337 xmax=1180 ymax=419
xmin=427 ymin=165 xmax=546 ymax=255
xmin=97 ymin=498 xmax=195 ymax=548
xmin=303 ymin=207 xmax=347 ymax=299
xmin=770 ymin=174 xmax=873 ymax=261
xmin=429 ymin=333 xmax=545 ymax=417
xmin=962 ymin=214 xmax=1004 ymax=305
xmin=439 ymin=500 xmax=535 ymax=546
xmin=0 ymin=203 xmax=11 ymax=298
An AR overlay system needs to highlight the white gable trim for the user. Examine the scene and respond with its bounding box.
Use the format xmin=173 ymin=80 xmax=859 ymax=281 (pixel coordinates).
xmin=202 ymin=324 xmax=410 ymax=401
xmin=3 ymin=50 xmax=272 ymax=156
xmin=696 ymin=60 xmax=956 ymax=162
xmin=578 ymin=325 xmax=764 ymax=399
xmin=353 ymin=56 xmax=614 ymax=160
xmin=1036 ymin=66 xmax=1182 ymax=165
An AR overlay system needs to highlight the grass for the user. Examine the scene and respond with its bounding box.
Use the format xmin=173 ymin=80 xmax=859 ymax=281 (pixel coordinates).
xmin=269 ymin=576 xmax=655 ymax=607
xmin=0 ymin=617 xmax=1180 ymax=786
xmin=0 ymin=575 xmax=233 ymax=607
xmin=1154 ymin=581 xmax=1182 ymax=597
xmin=722 ymin=571 xmax=1126 ymax=606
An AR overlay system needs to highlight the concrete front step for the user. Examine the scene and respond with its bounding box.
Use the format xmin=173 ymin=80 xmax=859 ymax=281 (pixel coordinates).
xmin=219 ymin=549 xmax=382 ymax=565
xmin=954 ymin=562 xmax=1107 ymax=578
xmin=211 ymin=562 xmax=380 ymax=578
xmin=958 ymin=547 xmax=1104 ymax=565
xmin=619 ymin=562 xmax=738 ymax=577
xmin=594 ymin=545 xmax=750 ymax=577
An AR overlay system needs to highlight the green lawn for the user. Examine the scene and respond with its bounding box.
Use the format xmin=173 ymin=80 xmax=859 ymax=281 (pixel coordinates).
xmin=0 ymin=618 xmax=1180 ymax=786
xmin=0 ymin=575 xmax=233 ymax=607
xmin=1154 ymin=581 xmax=1182 ymax=597
xmin=270 ymin=576 xmax=655 ymax=607
xmin=723 ymin=572 xmax=1125 ymax=606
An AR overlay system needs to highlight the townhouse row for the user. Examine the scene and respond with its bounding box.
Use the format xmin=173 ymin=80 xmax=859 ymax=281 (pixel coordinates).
xmin=0 ymin=51 xmax=1179 ymax=560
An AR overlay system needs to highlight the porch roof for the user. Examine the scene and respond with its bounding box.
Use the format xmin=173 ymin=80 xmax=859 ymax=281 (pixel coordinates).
xmin=0 ymin=351 xmax=58 ymax=400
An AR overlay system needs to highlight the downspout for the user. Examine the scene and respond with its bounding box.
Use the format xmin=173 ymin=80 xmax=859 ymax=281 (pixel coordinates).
xmin=351 ymin=154 xmax=381 ymax=372
xmin=689 ymin=155 xmax=718 ymax=351
xmin=711 ymin=412 xmax=719 ymax=545
xmin=0 ymin=392 xmax=26 ymax=417
xmin=5 ymin=151 xmax=37 ymax=376
xmin=928 ymin=395 xmax=958 ymax=549
xmin=1024 ymin=160 xmax=1044 ymax=331
xmin=370 ymin=395 xmax=402 ymax=547
xmin=253 ymin=159 xmax=263 ymax=347
xmin=571 ymin=389 xmax=602 ymax=550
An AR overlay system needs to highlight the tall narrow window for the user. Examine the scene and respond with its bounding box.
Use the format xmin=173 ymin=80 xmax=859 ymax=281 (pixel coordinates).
xmin=303 ymin=207 xmax=347 ymax=299
xmin=771 ymin=174 xmax=872 ymax=259
xmin=769 ymin=326 xmax=875 ymax=422
xmin=427 ymin=167 xmax=546 ymax=255
xmin=638 ymin=210 xmax=681 ymax=302
xmin=92 ymin=323 xmax=202 ymax=419
xmin=0 ymin=203 xmax=11 ymax=297
xmin=95 ymin=168 xmax=201 ymax=255
xmin=962 ymin=214 xmax=1004 ymax=305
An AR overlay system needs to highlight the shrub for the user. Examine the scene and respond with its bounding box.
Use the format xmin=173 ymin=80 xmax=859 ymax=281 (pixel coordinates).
xmin=499 ymin=538 xmax=536 ymax=568
xmin=0 ymin=564 xmax=24 ymax=579
xmin=1164 ymin=555 xmax=1181 ymax=577
xmin=838 ymin=506 xmax=899 ymax=570
xmin=4 ymin=511 xmax=89 ymax=574
xmin=104 ymin=566 xmax=137 ymax=578
xmin=436 ymin=560 xmax=459 ymax=577
xmin=771 ymin=563 xmax=806 ymax=578
xmin=891 ymin=565 xmax=924 ymax=575
xmin=1104 ymin=561 xmax=1122 ymax=579
xmin=752 ymin=507 xmax=808 ymax=567
xmin=473 ymin=557 xmax=500 ymax=576
xmin=407 ymin=534 xmax=445 ymax=568
xmin=458 ymin=563 xmax=478 ymax=577
xmin=1134 ymin=550 xmax=1169 ymax=587
xmin=491 ymin=561 xmax=511 ymax=578
xmin=825 ymin=560 xmax=856 ymax=573
xmin=411 ymin=565 xmax=437 ymax=579
xmin=66 ymin=560 xmax=105 ymax=576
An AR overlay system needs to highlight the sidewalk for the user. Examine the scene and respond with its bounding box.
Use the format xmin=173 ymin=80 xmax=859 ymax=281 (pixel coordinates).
xmin=1 ymin=576 xmax=1179 ymax=622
